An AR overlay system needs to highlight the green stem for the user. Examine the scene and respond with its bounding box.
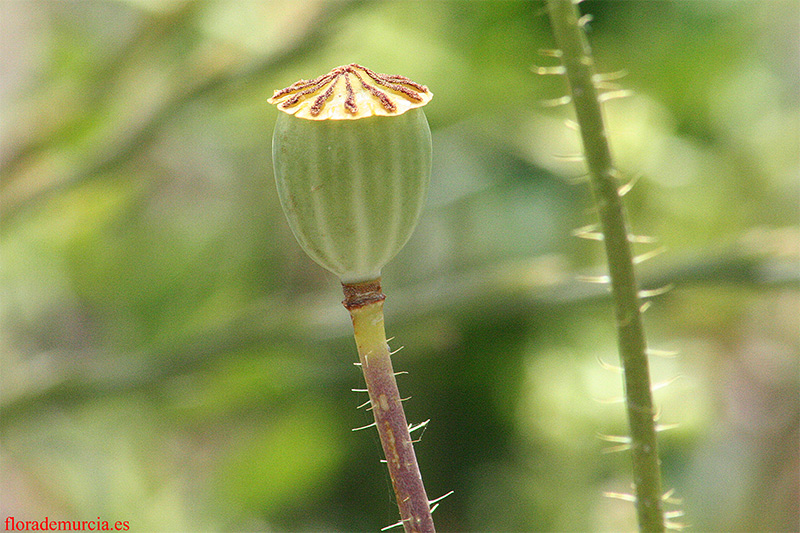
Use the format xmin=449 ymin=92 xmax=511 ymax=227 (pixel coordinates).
xmin=342 ymin=279 xmax=435 ymax=533
xmin=545 ymin=1 xmax=665 ymax=532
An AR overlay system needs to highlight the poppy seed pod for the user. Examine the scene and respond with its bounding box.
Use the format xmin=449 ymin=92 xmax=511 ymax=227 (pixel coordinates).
xmin=269 ymin=64 xmax=432 ymax=284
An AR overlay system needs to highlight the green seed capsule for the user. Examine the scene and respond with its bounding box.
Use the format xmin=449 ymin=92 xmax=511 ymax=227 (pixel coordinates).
xmin=269 ymin=64 xmax=432 ymax=283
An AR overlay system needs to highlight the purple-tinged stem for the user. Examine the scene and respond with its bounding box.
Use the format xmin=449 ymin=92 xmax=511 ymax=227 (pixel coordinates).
xmin=343 ymin=279 xmax=435 ymax=533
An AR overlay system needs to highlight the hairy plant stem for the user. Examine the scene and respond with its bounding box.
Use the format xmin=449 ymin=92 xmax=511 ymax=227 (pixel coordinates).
xmin=342 ymin=279 xmax=435 ymax=533
xmin=546 ymin=1 xmax=665 ymax=531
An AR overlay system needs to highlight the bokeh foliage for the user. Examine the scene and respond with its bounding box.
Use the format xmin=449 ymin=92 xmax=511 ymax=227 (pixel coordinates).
xmin=1 ymin=1 xmax=798 ymax=531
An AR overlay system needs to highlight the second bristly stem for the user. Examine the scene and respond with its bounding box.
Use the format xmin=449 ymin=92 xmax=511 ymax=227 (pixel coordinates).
xmin=343 ymin=279 xmax=435 ymax=533
xmin=546 ymin=1 xmax=665 ymax=532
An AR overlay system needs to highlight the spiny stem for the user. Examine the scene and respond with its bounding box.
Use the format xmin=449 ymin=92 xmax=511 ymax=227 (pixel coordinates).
xmin=545 ymin=1 xmax=665 ymax=532
xmin=343 ymin=279 xmax=435 ymax=533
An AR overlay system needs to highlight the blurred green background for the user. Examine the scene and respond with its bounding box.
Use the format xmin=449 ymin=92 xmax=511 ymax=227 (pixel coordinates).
xmin=1 ymin=1 xmax=798 ymax=531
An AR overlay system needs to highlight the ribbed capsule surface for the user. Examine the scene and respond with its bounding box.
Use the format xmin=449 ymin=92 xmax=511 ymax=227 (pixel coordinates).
xmin=269 ymin=64 xmax=432 ymax=283
xmin=272 ymin=108 xmax=431 ymax=283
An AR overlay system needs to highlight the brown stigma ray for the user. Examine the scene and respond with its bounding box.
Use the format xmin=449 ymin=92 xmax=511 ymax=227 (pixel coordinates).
xmin=343 ymin=73 xmax=357 ymax=114
xmin=275 ymin=72 xmax=336 ymax=106
xmin=311 ymin=78 xmax=337 ymax=116
xmin=361 ymin=66 xmax=426 ymax=102
xmin=350 ymin=69 xmax=396 ymax=113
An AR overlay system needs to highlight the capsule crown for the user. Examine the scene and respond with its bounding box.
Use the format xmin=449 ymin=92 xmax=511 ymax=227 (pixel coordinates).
xmin=269 ymin=63 xmax=432 ymax=120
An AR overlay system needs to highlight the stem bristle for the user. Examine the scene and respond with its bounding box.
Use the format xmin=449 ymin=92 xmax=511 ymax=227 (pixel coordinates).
xmin=597 ymin=355 xmax=623 ymax=372
xmin=598 ymin=89 xmax=635 ymax=102
xmin=633 ymin=247 xmax=667 ymax=264
xmin=618 ymin=174 xmax=642 ymax=196
xmin=604 ymin=491 xmax=637 ymax=503
xmin=540 ymin=95 xmax=573 ymax=107
xmin=352 ymin=421 xmax=377 ymax=432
